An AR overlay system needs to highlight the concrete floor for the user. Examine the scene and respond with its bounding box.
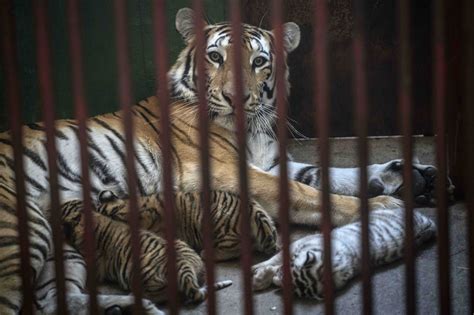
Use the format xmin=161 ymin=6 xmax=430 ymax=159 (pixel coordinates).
xmin=168 ymin=137 xmax=471 ymax=314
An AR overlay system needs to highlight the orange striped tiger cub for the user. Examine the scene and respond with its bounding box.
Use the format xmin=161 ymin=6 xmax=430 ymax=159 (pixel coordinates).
xmin=97 ymin=190 xmax=278 ymax=261
xmin=60 ymin=199 xmax=232 ymax=304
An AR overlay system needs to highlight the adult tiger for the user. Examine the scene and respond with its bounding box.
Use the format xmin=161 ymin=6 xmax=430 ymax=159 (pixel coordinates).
xmin=0 ymin=7 xmax=441 ymax=314
xmin=168 ymin=8 xmax=447 ymax=207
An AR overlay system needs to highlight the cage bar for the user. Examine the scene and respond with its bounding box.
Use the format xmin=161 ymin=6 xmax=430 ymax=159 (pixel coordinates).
xmin=398 ymin=0 xmax=416 ymax=314
xmin=66 ymin=0 xmax=99 ymax=313
xmin=192 ymin=1 xmax=217 ymax=314
xmin=112 ymin=1 xmax=145 ymax=313
xmin=352 ymin=1 xmax=372 ymax=314
xmin=33 ymin=1 xmax=68 ymax=313
xmin=433 ymin=0 xmax=450 ymax=314
xmin=465 ymin=0 xmax=474 ymax=311
xmin=313 ymin=1 xmax=334 ymax=313
xmin=271 ymin=0 xmax=293 ymax=314
xmin=0 ymin=2 xmax=34 ymax=314
xmin=152 ymin=1 xmax=179 ymax=314
xmin=229 ymin=1 xmax=254 ymax=314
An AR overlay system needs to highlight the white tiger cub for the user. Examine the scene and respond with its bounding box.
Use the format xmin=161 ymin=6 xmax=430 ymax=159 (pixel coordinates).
xmin=34 ymin=244 xmax=163 ymax=315
xmin=252 ymin=209 xmax=436 ymax=299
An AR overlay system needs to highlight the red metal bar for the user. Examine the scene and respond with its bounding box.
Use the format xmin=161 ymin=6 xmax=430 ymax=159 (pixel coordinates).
xmin=353 ymin=1 xmax=372 ymax=314
xmin=433 ymin=0 xmax=450 ymax=314
xmin=230 ymin=1 xmax=254 ymax=314
xmin=152 ymin=2 xmax=179 ymax=314
xmin=0 ymin=2 xmax=34 ymax=313
xmin=192 ymin=1 xmax=217 ymax=314
xmin=398 ymin=1 xmax=416 ymax=314
xmin=313 ymin=1 xmax=334 ymax=313
xmin=33 ymin=1 xmax=68 ymax=313
xmin=271 ymin=1 xmax=293 ymax=314
xmin=112 ymin=1 xmax=144 ymax=313
xmin=464 ymin=0 xmax=474 ymax=312
xmin=66 ymin=1 xmax=99 ymax=313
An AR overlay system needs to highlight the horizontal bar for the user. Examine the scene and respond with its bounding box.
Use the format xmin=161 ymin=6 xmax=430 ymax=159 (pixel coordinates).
xmin=152 ymin=1 xmax=179 ymax=314
xmin=0 ymin=2 xmax=34 ymax=313
xmin=66 ymin=1 xmax=99 ymax=313
xmin=33 ymin=1 xmax=68 ymax=313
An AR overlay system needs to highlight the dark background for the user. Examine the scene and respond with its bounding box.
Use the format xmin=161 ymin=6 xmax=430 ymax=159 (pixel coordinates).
xmin=0 ymin=0 xmax=470 ymax=194
xmin=0 ymin=0 xmax=469 ymax=193
xmin=1 ymin=0 xmax=459 ymax=136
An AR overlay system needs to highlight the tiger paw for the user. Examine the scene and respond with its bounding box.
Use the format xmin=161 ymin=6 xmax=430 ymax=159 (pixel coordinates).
xmin=368 ymin=159 xmax=455 ymax=206
xmin=252 ymin=265 xmax=279 ymax=291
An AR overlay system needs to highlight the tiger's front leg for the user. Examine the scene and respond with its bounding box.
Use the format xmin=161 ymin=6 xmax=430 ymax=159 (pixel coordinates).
xmin=208 ymin=163 xmax=403 ymax=227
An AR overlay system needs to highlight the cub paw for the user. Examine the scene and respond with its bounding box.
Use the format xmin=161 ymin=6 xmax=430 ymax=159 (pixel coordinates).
xmin=252 ymin=265 xmax=278 ymax=291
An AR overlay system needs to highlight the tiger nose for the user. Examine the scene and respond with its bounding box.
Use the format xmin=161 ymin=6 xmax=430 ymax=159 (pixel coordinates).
xmin=222 ymin=91 xmax=251 ymax=106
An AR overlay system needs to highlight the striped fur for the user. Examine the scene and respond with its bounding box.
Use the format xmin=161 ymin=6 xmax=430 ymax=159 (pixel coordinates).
xmin=34 ymin=244 xmax=164 ymax=314
xmin=0 ymin=7 xmax=406 ymax=313
xmin=60 ymin=200 xmax=232 ymax=304
xmin=252 ymin=209 xmax=436 ymax=299
xmin=97 ymin=190 xmax=278 ymax=261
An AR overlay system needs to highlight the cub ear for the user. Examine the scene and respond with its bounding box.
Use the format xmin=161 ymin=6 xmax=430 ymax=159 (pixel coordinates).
xmin=176 ymin=8 xmax=207 ymax=43
xmin=280 ymin=22 xmax=301 ymax=53
xmin=98 ymin=190 xmax=118 ymax=204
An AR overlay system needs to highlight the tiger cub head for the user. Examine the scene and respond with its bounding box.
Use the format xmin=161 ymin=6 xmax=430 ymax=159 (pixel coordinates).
xmin=168 ymin=8 xmax=300 ymax=131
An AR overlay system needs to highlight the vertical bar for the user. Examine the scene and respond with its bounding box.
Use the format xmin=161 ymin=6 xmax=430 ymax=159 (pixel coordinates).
xmin=112 ymin=1 xmax=144 ymax=314
xmin=398 ymin=0 xmax=416 ymax=314
xmin=271 ymin=1 xmax=293 ymax=314
xmin=353 ymin=1 xmax=372 ymax=314
xmin=152 ymin=2 xmax=179 ymax=314
xmin=229 ymin=1 xmax=254 ymax=314
xmin=0 ymin=2 xmax=34 ymax=313
xmin=66 ymin=1 xmax=99 ymax=313
xmin=313 ymin=1 xmax=334 ymax=313
xmin=464 ymin=0 xmax=474 ymax=311
xmin=433 ymin=0 xmax=450 ymax=313
xmin=192 ymin=1 xmax=217 ymax=314
xmin=33 ymin=1 xmax=68 ymax=314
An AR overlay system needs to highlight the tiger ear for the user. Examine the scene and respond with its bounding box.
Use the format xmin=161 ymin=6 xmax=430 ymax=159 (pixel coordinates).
xmin=98 ymin=190 xmax=118 ymax=204
xmin=280 ymin=22 xmax=301 ymax=53
xmin=176 ymin=8 xmax=207 ymax=43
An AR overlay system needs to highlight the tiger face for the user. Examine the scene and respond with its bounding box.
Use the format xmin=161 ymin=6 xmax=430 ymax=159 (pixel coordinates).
xmin=168 ymin=8 xmax=300 ymax=130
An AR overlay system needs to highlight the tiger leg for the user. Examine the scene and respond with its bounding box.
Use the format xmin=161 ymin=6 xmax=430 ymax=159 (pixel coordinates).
xmin=0 ymin=192 xmax=51 ymax=315
xmin=248 ymin=200 xmax=278 ymax=255
xmin=210 ymin=197 xmax=278 ymax=260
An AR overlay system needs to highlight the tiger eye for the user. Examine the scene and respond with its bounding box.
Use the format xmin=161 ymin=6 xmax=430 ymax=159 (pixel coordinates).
xmin=253 ymin=56 xmax=267 ymax=67
xmin=208 ymin=51 xmax=223 ymax=64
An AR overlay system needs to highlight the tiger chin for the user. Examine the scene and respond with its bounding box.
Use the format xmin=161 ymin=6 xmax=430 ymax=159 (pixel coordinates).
xmin=60 ymin=200 xmax=232 ymax=305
